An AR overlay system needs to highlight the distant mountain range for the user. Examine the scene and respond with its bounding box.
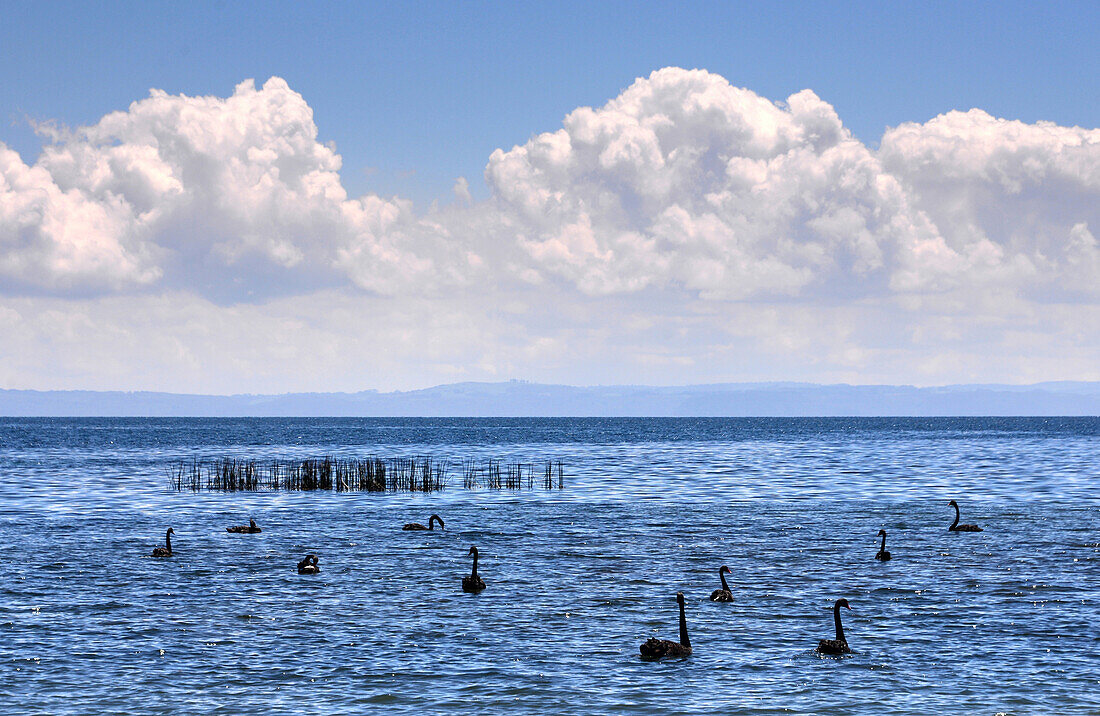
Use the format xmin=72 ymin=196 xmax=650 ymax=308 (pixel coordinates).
xmin=2 ymin=381 xmax=1100 ymax=416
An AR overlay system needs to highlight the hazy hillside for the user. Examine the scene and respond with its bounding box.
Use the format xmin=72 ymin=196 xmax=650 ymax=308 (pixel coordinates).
xmin=3 ymin=381 xmax=1100 ymax=416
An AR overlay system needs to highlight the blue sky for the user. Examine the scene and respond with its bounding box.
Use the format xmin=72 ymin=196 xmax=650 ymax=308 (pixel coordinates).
xmin=4 ymin=1 xmax=1097 ymax=206
xmin=1 ymin=2 xmax=1099 ymax=392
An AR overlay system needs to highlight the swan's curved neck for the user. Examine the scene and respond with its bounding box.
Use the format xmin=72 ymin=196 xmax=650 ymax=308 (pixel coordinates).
xmin=833 ymin=603 xmax=846 ymax=642
xmin=719 ymin=569 xmax=730 ymax=592
xmin=471 ymin=552 xmax=478 ymax=578
xmin=165 ymin=530 xmax=172 ymax=553
xmin=430 ymin=515 xmax=442 ymax=530
xmin=880 ymin=532 xmax=887 ymax=551
xmin=951 ymin=503 xmax=960 ymax=529
xmin=678 ymin=599 xmax=690 ymax=648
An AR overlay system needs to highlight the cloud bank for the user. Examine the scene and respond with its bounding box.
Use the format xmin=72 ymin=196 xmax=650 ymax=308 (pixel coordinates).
xmin=2 ymin=68 xmax=1099 ymax=390
xmin=1 ymin=78 xmax=466 ymax=299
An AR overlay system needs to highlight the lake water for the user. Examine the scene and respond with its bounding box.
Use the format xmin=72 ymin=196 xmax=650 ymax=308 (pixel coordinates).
xmin=1 ymin=417 xmax=1098 ymax=714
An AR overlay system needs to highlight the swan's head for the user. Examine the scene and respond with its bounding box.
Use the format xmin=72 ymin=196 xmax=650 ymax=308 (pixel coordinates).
xmin=312 ymin=555 xmax=319 ymax=564
xmin=467 ymin=546 xmax=478 ymax=557
xmin=676 ymin=592 xmax=685 ymax=605
xmin=836 ymin=598 xmax=851 ymax=610
xmin=948 ymin=499 xmax=958 ymax=507
xmin=878 ymin=529 xmax=887 ymax=536
xmin=249 ymin=519 xmax=257 ymax=528
xmin=719 ymin=565 xmax=731 ymax=575
xmin=166 ymin=528 xmax=174 ymax=535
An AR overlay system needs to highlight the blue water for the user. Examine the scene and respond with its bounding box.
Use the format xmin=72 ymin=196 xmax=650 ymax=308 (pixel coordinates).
xmin=1 ymin=417 xmax=1098 ymax=714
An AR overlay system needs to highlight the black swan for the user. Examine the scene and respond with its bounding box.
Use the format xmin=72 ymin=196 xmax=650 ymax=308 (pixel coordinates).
xmin=403 ymin=514 xmax=444 ymax=531
xmin=227 ymin=519 xmax=261 ymax=534
xmin=151 ymin=528 xmax=174 ymax=557
xmin=640 ymin=592 xmax=692 ymax=660
xmin=948 ymin=500 xmax=983 ymax=532
xmin=709 ymin=565 xmax=734 ymax=602
xmin=816 ymin=598 xmax=852 ymax=655
xmin=462 ymin=546 xmax=486 ymax=593
xmin=297 ymin=554 xmax=320 ymax=575
xmin=875 ymin=529 xmax=892 ymax=561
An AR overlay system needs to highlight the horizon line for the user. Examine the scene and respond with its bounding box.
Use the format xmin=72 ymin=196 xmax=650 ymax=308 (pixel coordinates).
xmin=3 ymin=379 xmax=1100 ymax=399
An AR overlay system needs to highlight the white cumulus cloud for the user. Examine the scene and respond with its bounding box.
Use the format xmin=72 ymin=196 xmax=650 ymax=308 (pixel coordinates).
xmin=3 ymin=69 xmax=1100 ymax=391
xmin=5 ymin=69 xmax=1098 ymax=309
xmin=485 ymin=68 xmax=956 ymax=299
xmin=2 ymin=78 xmax=469 ymax=299
xmin=0 ymin=144 xmax=161 ymax=292
xmin=879 ymin=109 xmax=1100 ymax=299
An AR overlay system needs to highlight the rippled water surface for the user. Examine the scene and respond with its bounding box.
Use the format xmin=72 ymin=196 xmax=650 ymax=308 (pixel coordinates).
xmin=1 ymin=417 xmax=1098 ymax=714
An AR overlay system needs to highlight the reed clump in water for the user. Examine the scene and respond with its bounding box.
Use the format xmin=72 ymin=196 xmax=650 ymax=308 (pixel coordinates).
xmin=461 ymin=459 xmax=563 ymax=490
xmin=545 ymin=459 xmax=564 ymax=490
xmin=170 ymin=456 xmax=563 ymax=492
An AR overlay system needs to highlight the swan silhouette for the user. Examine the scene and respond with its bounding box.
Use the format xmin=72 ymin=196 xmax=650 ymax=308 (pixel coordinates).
xmin=816 ymin=598 xmax=852 ymax=655
xmin=297 ymin=554 xmax=320 ymax=575
xmin=227 ymin=519 xmax=261 ymax=534
xmin=640 ymin=592 xmax=692 ymax=660
xmin=875 ymin=529 xmax=892 ymax=561
xmin=462 ymin=546 xmax=486 ymax=593
xmin=948 ymin=500 xmax=983 ymax=532
xmin=151 ymin=528 xmax=174 ymax=557
xmin=709 ymin=565 xmax=734 ymax=601
xmin=403 ymin=514 xmax=444 ymax=531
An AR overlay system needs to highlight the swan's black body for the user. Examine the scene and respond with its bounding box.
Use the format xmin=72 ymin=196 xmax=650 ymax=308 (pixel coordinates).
xmin=297 ymin=554 xmax=320 ymax=575
xmin=151 ymin=528 xmax=174 ymax=557
xmin=875 ymin=529 xmax=892 ymax=561
xmin=462 ymin=546 xmax=486 ymax=593
xmin=640 ymin=592 xmax=692 ymax=660
xmin=948 ymin=500 xmax=983 ymax=532
xmin=403 ymin=514 xmax=444 ymax=531
xmin=816 ymin=598 xmax=852 ymax=655
xmin=227 ymin=519 xmax=261 ymax=534
xmin=709 ymin=565 xmax=734 ymax=601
